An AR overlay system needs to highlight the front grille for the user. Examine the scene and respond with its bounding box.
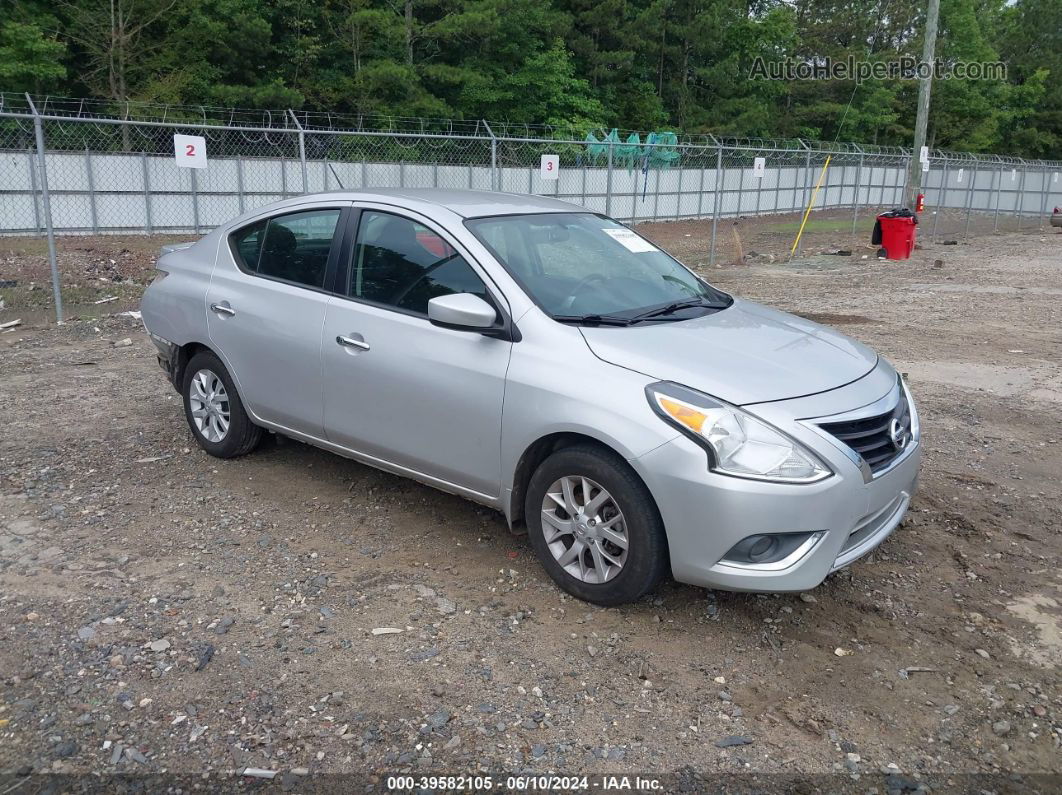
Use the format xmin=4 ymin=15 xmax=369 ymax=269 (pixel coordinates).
xmin=819 ymin=391 xmax=911 ymax=474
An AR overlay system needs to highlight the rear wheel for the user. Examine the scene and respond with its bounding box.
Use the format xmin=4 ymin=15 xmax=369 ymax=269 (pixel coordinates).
xmin=524 ymin=445 xmax=668 ymax=606
xmin=182 ymin=350 xmax=262 ymax=458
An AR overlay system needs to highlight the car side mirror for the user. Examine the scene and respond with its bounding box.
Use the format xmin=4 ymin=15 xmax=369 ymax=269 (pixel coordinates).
xmin=427 ymin=293 xmax=498 ymax=331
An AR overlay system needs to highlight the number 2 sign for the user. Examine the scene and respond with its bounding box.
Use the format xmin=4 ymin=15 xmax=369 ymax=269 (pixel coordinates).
xmin=174 ymin=134 xmax=207 ymax=169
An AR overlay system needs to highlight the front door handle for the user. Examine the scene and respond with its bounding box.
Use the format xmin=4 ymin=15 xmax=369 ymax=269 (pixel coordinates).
xmin=336 ymin=335 xmax=370 ymax=351
xmin=210 ymin=302 xmax=236 ymax=317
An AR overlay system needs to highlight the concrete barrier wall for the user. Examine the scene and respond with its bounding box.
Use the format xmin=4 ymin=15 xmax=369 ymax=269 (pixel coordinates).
xmin=1 ymin=149 xmax=1059 ymax=235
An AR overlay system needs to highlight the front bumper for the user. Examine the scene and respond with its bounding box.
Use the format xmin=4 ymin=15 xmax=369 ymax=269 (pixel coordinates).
xmin=632 ymin=375 xmax=921 ymax=592
xmin=1050 ymin=214 xmax=1062 ymax=228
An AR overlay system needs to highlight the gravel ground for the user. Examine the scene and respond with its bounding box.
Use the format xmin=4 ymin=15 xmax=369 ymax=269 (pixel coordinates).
xmin=1 ymin=222 xmax=1060 ymax=792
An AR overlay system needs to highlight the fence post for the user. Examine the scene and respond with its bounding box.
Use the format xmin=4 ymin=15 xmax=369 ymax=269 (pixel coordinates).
xmin=1016 ymin=165 xmax=1027 ymax=231
xmin=752 ymin=157 xmax=761 ymax=217
xmin=901 ymin=153 xmax=912 ymax=209
xmin=482 ymin=121 xmax=497 ymax=192
xmin=851 ymin=149 xmax=864 ymax=237
xmin=963 ymin=162 xmax=975 ymax=240
xmin=772 ymin=151 xmax=781 ymax=214
xmin=605 ymin=140 xmax=614 ymax=217
xmin=676 ymin=164 xmax=684 ymax=220
xmin=26 ymin=94 xmax=62 ymax=324
xmin=652 ymin=168 xmax=661 ymax=221
xmin=1039 ymin=165 xmax=1050 ymax=230
xmin=85 ymin=147 xmax=99 ymax=234
xmin=27 ymin=148 xmax=42 ymax=235
xmin=288 ymin=110 xmax=309 ymax=194
xmin=798 ymin=142 xmax=807 ymax=211
xmin=932 ymin=159 xmax=947 ymax=242
xmin=696 ymin=155 xmax=706 ymax=220
xmin=236 ymin=156 xmax=245 ymax=213
xmin=993 ymin=164 xmax=1003 ymax=232
xmin=191 ymin=168 xmax=201 ymax=234
xmin=709 ymin=143 xmax=723 ymax=266
xmin=141 ymin=151 xmax=153 ymax=234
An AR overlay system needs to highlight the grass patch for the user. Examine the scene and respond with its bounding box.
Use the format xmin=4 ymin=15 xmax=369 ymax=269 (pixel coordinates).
xmin=1 ymin=282 xmax=144 ymax=311
xmin=0 ymin=237 xmax=50 ymax=258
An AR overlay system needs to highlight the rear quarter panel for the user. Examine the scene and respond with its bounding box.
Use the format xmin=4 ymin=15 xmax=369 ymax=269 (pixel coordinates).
xmin=141 ymin=230 xmax=222 ymax=346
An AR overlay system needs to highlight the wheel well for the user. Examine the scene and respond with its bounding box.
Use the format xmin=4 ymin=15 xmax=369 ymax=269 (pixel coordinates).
xmin=509 ymin=432 xmax=628 ymax=530
xmin=173 ymin=341 xmax=212 ymax=389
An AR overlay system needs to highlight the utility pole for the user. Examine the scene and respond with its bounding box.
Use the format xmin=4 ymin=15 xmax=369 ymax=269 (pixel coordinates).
xmin=908 ymin=0 xmax=940 ymax=210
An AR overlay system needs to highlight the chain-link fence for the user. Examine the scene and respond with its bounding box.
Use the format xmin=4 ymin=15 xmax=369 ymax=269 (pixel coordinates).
xmin=2 ymin=93 xmax=1061 ymax=321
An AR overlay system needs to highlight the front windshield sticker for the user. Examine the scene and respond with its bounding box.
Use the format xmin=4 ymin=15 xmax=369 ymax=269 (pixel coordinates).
xmin=602 ymin=227 xmax=658 ymax=253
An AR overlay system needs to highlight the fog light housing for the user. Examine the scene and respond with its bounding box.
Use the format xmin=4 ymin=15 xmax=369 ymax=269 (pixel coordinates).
xmin=718 ymin=531 xmax=824 ymax=570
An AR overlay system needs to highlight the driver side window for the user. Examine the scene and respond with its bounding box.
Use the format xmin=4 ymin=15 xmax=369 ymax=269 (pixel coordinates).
xmin=350 ymin=211 xmax=489 ymax=315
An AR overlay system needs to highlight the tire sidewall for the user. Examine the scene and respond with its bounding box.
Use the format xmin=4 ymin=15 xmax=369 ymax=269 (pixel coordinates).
xmin=525 ymin=447 xmax=666 ymax=606
xmin=182 ymin=352 xmax=252 ymax=458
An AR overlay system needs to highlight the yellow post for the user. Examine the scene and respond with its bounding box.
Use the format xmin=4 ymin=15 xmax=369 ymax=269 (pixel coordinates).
xmin=789 ymin=154 xmax=832 ymax=260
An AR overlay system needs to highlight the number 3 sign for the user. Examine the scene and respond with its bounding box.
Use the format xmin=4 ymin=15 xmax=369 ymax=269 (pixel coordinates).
xmin=174 ymin=134 xmax=208 ymax=169
xmin=540 ymin=154 xmax=559 ymax=180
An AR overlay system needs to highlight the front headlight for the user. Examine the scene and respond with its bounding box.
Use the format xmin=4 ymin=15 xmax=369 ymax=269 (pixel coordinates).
xmin=646 ymin=382 xmax=832 ymax=483
xmin=900 ymin=374 xmax=920 ymax=442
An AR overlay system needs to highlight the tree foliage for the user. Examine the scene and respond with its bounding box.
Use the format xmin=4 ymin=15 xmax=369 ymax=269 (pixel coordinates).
xmin=2 ymin=0 xmax=1059 ymax=157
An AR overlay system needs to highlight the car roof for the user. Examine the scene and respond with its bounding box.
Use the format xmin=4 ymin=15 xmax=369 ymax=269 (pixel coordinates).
xmin=305 ymin=188 xmax=587 ymax=219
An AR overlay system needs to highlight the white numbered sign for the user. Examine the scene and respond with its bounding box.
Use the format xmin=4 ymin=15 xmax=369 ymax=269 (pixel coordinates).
xmin=752 ymin=157 xmax=766 ymax=179
xmin=919 ymin=145 xmax=929 ymax=164
xmin=174 ymin=134 xmax=207 ymax=169
xmin=921 ymin=159 xmax=930 ymax=172
xmin=540 ymin=154 xmax=559 ymax=180
xmin=956 ymin=168 xmax=964 ymax=183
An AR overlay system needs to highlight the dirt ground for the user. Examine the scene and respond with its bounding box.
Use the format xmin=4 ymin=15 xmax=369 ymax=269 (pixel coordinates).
xmin=1 ymin=218 xmax=1060 ymax=792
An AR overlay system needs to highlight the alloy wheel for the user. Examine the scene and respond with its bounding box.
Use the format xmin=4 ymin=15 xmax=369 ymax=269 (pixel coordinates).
xmin=189 ymin=369 xmax=230 ymax=443
xmin=540 ymin=476 xmax=628 ymax=584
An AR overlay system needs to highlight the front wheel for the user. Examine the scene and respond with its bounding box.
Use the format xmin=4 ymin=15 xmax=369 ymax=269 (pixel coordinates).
xmin=524 ymin=445 xmax=668 ymax=606
xmin=181 ymin=350 xmax=262 ymax=458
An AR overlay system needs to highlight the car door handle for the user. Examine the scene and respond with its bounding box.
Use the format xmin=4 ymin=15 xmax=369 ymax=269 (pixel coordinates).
xmin=336 ymin=335 xmax=370 ymax=351
xmin=210 ymin=302 xmax=236 ymax=317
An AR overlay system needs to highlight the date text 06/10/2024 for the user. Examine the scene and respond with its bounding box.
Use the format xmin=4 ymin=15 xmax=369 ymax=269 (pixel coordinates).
xmin=384 ymin=775 xmax=664 ymax=791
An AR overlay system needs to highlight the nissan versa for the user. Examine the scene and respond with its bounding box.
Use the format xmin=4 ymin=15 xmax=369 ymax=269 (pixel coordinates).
xmin=141 ymin=189 xmax=921 ymax=605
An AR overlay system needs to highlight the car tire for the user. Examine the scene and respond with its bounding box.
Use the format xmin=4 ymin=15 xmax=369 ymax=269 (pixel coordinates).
xmin=524 ymin=444 xmax=668 ymax=606
xmin=181 ymin=350 xmax=262 ymax=458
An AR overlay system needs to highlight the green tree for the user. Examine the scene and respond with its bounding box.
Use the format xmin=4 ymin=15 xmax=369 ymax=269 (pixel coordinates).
xmin=0 ymin=21 xmax=67 ymax=93
xmin=998 ymin=0 xmax=1062 ymax=158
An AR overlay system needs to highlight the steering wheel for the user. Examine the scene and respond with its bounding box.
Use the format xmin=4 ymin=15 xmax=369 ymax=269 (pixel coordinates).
xmin=562 ymin=273 xmax=609 ymax=311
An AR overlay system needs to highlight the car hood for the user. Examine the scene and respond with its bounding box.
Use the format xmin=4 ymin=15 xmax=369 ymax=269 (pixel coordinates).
xmin=579 ymin=298 xmax=879 ymax=405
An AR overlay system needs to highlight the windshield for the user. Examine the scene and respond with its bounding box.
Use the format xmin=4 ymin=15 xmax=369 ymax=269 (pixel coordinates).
xmin=465 ymin=213 xmax=730 ymax=322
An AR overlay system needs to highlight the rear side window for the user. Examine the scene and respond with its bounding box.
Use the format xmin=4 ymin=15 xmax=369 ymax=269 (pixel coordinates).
xmin=229 ymin=209 xmax=342 ymax=289
xmin=231 ymin=219 xmax=266 ymax=271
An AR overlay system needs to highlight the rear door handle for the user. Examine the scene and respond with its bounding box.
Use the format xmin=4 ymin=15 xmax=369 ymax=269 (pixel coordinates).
xmin=210 ymin=302 xmax=236 ymax=317
xmin=336 ymin=335 xmax=370 ymax=351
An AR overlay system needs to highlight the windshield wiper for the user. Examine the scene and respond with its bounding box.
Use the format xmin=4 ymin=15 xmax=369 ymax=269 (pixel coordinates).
xmin=629 ymin=298 xmax=718 ymax=323
xmin=553 ymin=314 xmax=634 ymax=327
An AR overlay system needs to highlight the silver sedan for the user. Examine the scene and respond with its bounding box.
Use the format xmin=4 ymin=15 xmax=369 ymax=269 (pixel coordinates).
xmin=141 ymin=189 xmax=921 ymax=605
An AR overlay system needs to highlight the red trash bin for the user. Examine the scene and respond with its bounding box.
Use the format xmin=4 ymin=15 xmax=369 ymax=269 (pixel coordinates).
xmin=874 ymin=210 xmax=918 ymax=260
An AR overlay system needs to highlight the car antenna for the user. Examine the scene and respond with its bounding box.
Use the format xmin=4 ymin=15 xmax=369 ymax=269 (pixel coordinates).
xmin=328 ymin=162 xmax=345 ymax=189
